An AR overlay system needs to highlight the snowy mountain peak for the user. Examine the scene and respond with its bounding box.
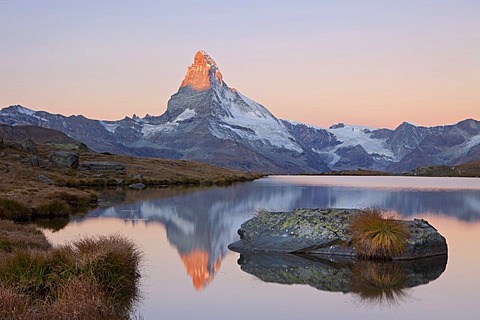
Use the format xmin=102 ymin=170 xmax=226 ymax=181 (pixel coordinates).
xmin=180 ymin=50 xmax=223 ymax=91
xmin=196 ymin=50 xmax=217 ymax=67
xmin=3 ymin=105 xmax=36 ymax=116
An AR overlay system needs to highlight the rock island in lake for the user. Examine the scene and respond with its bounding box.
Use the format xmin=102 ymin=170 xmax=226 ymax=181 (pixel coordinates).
xmin=229 ymin=208 xmax=448 ymax=260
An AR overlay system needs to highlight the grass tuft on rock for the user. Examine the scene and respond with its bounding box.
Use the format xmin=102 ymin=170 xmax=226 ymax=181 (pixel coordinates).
xmin=349 ymin=208 xmax=410 ymax=259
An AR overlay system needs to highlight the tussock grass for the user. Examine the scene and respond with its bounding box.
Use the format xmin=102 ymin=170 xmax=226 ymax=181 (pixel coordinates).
xmin=0 ymin=250 xmax=53 ymax=301
xmin=72 ymin=235 xmax=143 ymax=312
xmin=56 ymin=191 xmax=97 ymax=213
xmin=0 ymin=192 xmax=95 ymax=222
xmin=35 ymin=200 xmax=71 ymax=217
xmin=349 ymin=208 xmax=410 ymax=259
xmin=0 ymin=285 xmax=30 ymax=319
xmin=0 ymin=232 xmax=142 ymax=318
xmin=0 ymin=220 xmax=51 ymax=252
xmin=33 ymin=217 xmax=70 ymax=232
xmin=0 ymin=198 xmax=32 ymax=221
xmin=44 ymin=277 xmax=122 ymax=320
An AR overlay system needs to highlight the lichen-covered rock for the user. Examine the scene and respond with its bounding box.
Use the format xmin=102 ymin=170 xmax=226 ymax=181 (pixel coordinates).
xmin=228 ymin=208 xmax=448 ymax=260
xmin=406 ymin=218 xmax=448 ymax=259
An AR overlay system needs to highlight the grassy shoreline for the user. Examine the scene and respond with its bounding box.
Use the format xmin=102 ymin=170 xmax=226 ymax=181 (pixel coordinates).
xmin=0 ymin=136 xmax=263 ymax=220
xmin=0 ymin=220 xmax=142 ymax=319
xmin=0 ymin=132 xmax=262 ymax=318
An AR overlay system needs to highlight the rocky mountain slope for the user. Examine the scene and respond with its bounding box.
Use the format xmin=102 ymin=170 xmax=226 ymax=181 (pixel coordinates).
xmin=1 ymin=51 xmax=479 ymax=173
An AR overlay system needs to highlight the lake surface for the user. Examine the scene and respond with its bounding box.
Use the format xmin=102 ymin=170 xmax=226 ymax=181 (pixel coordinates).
xmin=44 ymin=176 xmax=480 ymax=320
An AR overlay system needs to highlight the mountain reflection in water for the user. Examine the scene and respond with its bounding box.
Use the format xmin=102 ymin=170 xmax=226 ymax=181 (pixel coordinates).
xmin=85 ymin=176 xmax=479 ymax=290
xmin=237 ymin=253 xmax=447 ymax=307
xmin=180 ymin=250 xmax=222 ymax=290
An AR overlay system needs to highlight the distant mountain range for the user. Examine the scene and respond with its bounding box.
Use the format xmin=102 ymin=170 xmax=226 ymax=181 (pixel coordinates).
xmin=1 ymin=51 xmax=479 ymax=173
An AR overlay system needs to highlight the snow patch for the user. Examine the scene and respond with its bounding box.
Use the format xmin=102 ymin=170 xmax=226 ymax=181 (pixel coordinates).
xmin=466 ymin=134 xmax=480 ymax=150
xmin=284 ymin=120 xmax=324 ymax=130
xmin=310 ymin=125 xmax=396 ymax=166
xmin=328 ymin=125 xmax=395 ymax=156
xmin=141 ymin=108 xmax=197 ymax=136
xmin=175 ymin=108 xmax=196 ymax=122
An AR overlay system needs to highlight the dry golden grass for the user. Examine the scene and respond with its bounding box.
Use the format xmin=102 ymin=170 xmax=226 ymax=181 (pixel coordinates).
xmin=0 ymin=285 xmax=30 ymax=319
xmin=0 ymin=230 xmax=142 ymax=319
xmin=0 ymin=198 xmax=32 ymax=220
xmin=0 ymin=220 xmax=51 ymax=252
xmin=410 ymin=160 xmax=480 ymax=177
xmin=0 ymin=138 xmax=262 ymax=219
xmin=457 ymin=160 xmax=480 ymax=176
xmin=349 ymin=208 xmax=410 ymax=259
xmin=44 ymin=277 xmax=121 ymax=320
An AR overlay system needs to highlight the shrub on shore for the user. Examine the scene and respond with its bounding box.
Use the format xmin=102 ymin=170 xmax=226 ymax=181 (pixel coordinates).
xmin=349 ymin=209 xmax=410 ymax=259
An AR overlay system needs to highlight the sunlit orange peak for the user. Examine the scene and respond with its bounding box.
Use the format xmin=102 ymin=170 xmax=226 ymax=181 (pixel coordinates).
xmin=180 ymin=50 xmax=223 ymax=91
xmin=180 ymin=249 xmax=222 ymax=291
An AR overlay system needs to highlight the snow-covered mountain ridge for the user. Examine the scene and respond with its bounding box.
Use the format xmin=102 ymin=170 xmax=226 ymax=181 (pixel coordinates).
xmin=1 ymin=51 xmax=480 ymax=173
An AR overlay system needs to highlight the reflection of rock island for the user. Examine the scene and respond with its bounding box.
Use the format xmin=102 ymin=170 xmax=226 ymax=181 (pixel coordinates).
xmin=238 ymin=253 xmax=447 ymax=305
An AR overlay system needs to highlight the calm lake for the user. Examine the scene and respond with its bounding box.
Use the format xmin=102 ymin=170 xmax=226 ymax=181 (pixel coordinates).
xmin=44 ymin=176 xmax=480 ymax=320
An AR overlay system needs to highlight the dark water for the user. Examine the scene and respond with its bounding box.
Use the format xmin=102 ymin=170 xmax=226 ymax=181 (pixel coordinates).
xmin=45 ymin=176 xmax=480 ymax=320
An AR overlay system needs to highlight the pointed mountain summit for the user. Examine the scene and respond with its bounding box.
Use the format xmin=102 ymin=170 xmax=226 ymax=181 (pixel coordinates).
xmin=180 ymin=51 xmax=223 ymax=91
xmin=145 ymin=51 xmax=328 ymax=173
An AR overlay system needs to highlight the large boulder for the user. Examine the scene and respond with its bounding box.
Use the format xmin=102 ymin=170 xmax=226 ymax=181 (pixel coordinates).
xmin=48 ymin=151 xmax=79 ymax=169
xmin=228 ymin=208 xmax=448 ymax=260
